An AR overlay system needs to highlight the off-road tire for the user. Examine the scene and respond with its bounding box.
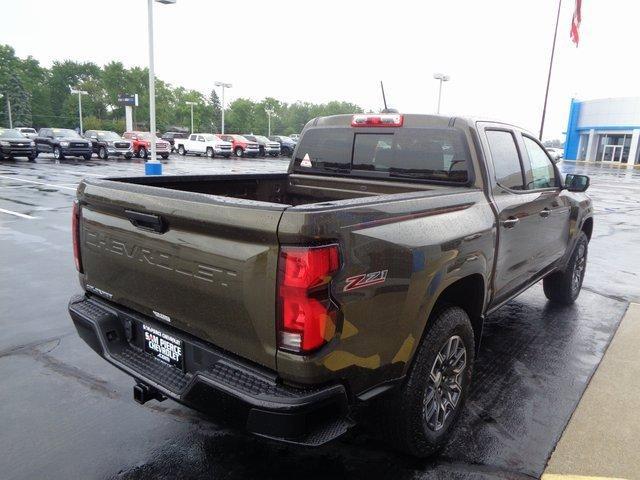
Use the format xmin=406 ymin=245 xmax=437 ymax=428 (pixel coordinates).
xmin=374 ymin=305 xmax=475 ymax=457
xmin=543 ymin=231 xmax=588 ymax=305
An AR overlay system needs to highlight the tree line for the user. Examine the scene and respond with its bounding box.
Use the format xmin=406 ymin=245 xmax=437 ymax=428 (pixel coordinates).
xmin=0 ymin=44 xmax=363 ymax=136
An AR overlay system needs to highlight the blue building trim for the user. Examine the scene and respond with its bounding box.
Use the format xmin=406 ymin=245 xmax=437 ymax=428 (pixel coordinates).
xmin=564 ymin=98 xmax=581 ymax=160
xmin=576 ymin=125 xmax=640 ymax=131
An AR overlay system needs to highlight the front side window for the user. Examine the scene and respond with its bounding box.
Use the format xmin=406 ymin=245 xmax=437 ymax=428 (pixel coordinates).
xmin=486 ymin=130 xmax=524 ymax=190
xmin=523 ymin=136 xmax=556 ymax=189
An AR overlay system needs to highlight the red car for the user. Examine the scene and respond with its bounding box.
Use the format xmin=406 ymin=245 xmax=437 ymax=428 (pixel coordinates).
xmin=216 ymin=134 xmax=260 ymax=157
xmin=123 ymin=131 xmax=171 ymax=159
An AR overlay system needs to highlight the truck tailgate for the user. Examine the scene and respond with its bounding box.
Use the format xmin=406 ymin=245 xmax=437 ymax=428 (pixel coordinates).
xmin=77 ymin=179 xmax=285 ymax=369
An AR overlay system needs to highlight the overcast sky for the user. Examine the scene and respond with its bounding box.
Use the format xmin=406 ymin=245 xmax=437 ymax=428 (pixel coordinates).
xmin=2 ymin=0 xmax=638 ymax=140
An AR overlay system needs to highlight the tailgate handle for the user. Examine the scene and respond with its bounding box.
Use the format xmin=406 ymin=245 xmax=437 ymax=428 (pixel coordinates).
xmin=125 ymin=210 xmax=167 ymax=233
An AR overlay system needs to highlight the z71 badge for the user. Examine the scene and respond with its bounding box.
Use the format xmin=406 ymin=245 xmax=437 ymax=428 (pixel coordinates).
xmin=343 ymin=270 xmax=388 ymax=292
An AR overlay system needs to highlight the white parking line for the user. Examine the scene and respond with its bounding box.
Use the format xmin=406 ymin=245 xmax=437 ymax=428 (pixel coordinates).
xmin=62 ymin=170 xmax=103 ymax=177
xmin=0 ymin=207 xmax=38 ymax=219
xmin=0 ymin=175 xmax=77 ymax=191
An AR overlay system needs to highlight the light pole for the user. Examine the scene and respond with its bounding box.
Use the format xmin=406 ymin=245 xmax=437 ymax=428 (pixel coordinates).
xmin=265 ymin=108 xmax=275 ymax=137
xmin=215 ymin=81 xmax=232 ymax=134
xmin=433 ymin=73 xmax=450 ymax=114
xmin=147 ymin=0 xmax=176 ymax=163
xmin=185 ymin=101 xmax=197 ymax=133
xmin=69 ymin=86 xmax=88 ymax=134
xmin=0 ymin=93 xmax=13 ymax=129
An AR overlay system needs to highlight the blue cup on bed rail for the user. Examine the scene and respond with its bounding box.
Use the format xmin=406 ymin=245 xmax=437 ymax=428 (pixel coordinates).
xmin=145 ymin=159 xmax=162 ymax=175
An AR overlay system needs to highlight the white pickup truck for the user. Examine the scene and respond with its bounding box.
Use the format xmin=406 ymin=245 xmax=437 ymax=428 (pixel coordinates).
xmin=175 ymin=133 xmax=233 ymax=158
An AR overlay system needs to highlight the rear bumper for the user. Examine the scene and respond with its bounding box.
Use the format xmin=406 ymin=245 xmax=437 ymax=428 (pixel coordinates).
xmin=68 ymin=294 xmax=352 ymax=445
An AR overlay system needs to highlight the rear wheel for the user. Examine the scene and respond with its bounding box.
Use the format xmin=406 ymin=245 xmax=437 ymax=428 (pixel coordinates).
xmin=98 ymin=147 xmax=108 ymax=159
xmin=543 ymin=231 xmax=588 ymax=305
xmin=178 ymin=145 xmax=186 ymax=155
xmin=374 ymin=305 xmax=474 ymax=457
xmin=234 ymin=147 xmax=244 ymax=157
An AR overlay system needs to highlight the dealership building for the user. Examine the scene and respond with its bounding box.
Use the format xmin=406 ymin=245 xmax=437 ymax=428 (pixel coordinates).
xmin=564 ymin=97 xmax=640 ymax=166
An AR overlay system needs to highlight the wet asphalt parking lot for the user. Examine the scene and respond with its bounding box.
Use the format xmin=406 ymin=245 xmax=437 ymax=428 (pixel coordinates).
xmin=1 ymin=154 xmax=638 ymax=479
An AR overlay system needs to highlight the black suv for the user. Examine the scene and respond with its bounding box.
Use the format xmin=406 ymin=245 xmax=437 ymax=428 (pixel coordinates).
xmin=0 ymin=128 xmax=37 ymax=161
xmin=161 ymin=131 xmax=189 ymax=152
xmin=35 ymin=128 xmax=92 ymax=160
xmin=85 ymin=130 xmax=133 ymax=159
xmin=269 ymin=135 xmax=297 ymax=157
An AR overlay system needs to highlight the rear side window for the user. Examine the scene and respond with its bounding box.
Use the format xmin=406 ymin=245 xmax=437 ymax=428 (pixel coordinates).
xmin=522 ymin=136 xmax=556 ymax=189
xmin=486 ymin=130 xmax=524 ymax=190
xmin=294 ymin=127 xmax=470 ymax=183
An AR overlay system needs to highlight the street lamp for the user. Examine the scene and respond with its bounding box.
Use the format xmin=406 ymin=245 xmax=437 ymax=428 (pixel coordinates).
xmin=185 ymin=101 xmax=197 ymax=133
xmin=69 ymin=86 xmax=88 ymax=134
xmin=0 ymin=93 xmax=13 ymax=129
xmin=214 ymin=81 xmax=232 ymax=134
xmin=433 ymin=73 xmax=450 ymax=114
xmin=147 ymin=0 xmax=176 ymax=163
xmin=265 ymin=108 xmax=275 ymax=137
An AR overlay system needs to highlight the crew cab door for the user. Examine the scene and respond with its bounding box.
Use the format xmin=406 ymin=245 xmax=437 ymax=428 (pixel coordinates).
xmin=480 ymin=124 xmax=550 ymax=303
xmin=195 ymin=135 xmax=206 ymax=153
xmin=517 ymin=133 xmax=571 ymax=266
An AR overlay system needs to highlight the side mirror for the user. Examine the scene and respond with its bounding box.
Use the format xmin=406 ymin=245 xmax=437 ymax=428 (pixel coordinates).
xmin=565 ymin=173 xmax=589 ymax=192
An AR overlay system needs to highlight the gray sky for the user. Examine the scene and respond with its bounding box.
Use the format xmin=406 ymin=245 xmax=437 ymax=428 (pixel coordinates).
xmin=2 ymin=0 xmax=638 ymax=140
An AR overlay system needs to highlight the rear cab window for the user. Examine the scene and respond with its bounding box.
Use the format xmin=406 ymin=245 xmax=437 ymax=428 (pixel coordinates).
xmin=293 ymin=127 xmax=471 ymax=184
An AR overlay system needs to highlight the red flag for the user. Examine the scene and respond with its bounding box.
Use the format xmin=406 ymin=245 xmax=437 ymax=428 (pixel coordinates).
xmin=570 ymin=0 xmax=582 ymax=46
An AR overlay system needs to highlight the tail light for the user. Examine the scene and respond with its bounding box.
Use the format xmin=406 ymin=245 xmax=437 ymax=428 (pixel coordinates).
xmin=72 ymin=200 xmax=83 ymax=273
xmin=277 ymin=245 xmax=340 ymax=353
xmin=351 ymin=113 xmax=403 ymax=127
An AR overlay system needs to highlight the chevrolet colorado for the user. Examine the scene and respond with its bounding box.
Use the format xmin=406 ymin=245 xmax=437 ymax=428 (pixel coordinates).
xmin=68 ymin=113 xmax=592 ymax=456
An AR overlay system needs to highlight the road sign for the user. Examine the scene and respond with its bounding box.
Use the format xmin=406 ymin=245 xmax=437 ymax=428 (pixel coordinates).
xmin=117 ymin=93 xmax=138 ymax=107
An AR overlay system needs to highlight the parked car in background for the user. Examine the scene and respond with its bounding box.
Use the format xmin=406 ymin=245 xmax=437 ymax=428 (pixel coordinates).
xmin=217 ymin=134 xmax=260 ymax=157
xmin=35 ymin=128 xmax=92 ymax=160
xmin=0 ymin=128 xmax=37 ymax=161
xmin=85 ymin=130 xmax=132 ymax=159
xmin=15 ymin=127 xmax=38 ymax=139
xmin=289 ymin=133 xmax=300 ymax=141
xmin=546 ymin=147 xmax=564 ymax=162
xmin=243 ymin=134 xmax=280 ymax=157
xmin=175 ymin=133 xmax=233 ymax=158
xmin=123 ymin=131 xmax=170 ymax=159
xmin=269 ymin=135 xmax=297 ymax=156
xmin=162 ymin=131 xmax=189 ymax=152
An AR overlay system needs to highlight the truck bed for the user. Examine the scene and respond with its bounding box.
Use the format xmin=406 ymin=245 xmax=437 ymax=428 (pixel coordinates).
xmin=111 ymin=173 xmax=437 ymax=207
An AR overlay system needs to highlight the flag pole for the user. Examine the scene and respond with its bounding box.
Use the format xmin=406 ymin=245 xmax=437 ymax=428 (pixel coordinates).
xmin=539 ymin=0 xmax=563 ymax=141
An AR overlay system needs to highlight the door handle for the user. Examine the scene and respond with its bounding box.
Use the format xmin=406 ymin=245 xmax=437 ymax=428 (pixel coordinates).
xmin=125 ymin=210 xmax=167 ymax=233
xmin=539 ymin=208 xmax=551 ymax=218
xmin=503 ymin=217 xmax=519 ymax=228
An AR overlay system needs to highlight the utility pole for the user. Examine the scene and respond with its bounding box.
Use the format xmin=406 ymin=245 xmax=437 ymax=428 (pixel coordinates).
xmin=539 ymin=0 xmax=563 ymax=141
xmin=433 ymin=73 xmax=450 ymax=114
xmin=185 ymin=101 xmax=197 ymax=133
xmin=0 ymin=94 xmax=12 ymax=129
xmin=215 ymin=81 xmax=232 ymax=134
xmin=69 ymin=86 xmax=88 ymax=134
xmin=265 ymin=108 xmax=275 ymax=137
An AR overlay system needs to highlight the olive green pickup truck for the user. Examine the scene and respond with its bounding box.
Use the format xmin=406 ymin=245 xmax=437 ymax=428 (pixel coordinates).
xmin=68 ymin=113 xmax=593 ymax=456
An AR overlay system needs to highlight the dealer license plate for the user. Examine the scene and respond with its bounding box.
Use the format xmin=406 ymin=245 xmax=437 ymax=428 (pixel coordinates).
xmin=142 ymin=323 xmax=184 ymax=369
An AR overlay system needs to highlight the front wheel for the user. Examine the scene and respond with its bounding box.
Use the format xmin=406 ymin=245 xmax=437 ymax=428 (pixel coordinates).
xmin=53 ymin=146 xmax=64 ymax=160
xmin=543 ymin=231 xmax=588 ymax=305
xmin=83 ymin=154 xmax=92 ymax=161
xmin=178 ymin=145 xmax=186 ymax=156
xmin=374 ymin=306 xmax=475 ymax=457
xmin=98 ymin=147 xmax=108 ymax=159
xmin=234 ymin=147 xmax=244 ymax=158
xmin=160 ymin=154 xmax=169 ymax=159
xmin=206 ymin=147 xmax=214 ymax=158
xmin=139 ymin=147 xmax=148 ymax=159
